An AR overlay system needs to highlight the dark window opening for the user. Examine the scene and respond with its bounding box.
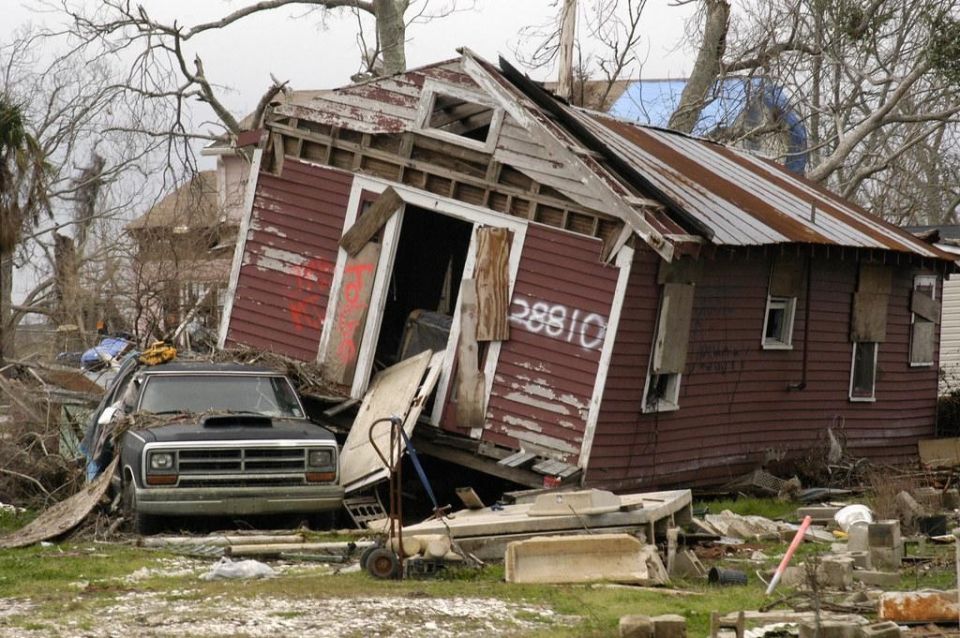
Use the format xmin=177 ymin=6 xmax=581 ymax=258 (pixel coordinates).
xmin=644 ymin=373 xmax=680 ymax=413
xmin=850 ymin=342 xmax=877 ymax=400
xmin=427 ymin=93 xmax=494 ymax=143
xmin=374 ymin=207 xmax=473 ymax=369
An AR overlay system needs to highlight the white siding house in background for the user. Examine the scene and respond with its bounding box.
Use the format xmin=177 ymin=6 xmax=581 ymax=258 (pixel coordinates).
xmin=941 ymin=262 xmax=960 ymax=394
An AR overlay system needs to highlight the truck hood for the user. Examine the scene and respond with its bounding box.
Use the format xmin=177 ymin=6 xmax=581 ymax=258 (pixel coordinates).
xmin=133 ymin=415 xmax=336 ymax=444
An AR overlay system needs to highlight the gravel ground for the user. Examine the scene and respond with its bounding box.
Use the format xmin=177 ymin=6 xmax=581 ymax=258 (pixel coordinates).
xmin=0 ymin=557 xmax=565 ymax=637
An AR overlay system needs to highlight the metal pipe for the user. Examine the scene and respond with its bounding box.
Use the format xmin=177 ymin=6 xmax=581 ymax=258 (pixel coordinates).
xmin=766 ymin=515 xmax=811 ymax=595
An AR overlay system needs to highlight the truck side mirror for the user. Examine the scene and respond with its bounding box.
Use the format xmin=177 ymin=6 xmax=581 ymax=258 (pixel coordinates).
xmin=97 ymin=405 xmax=118 ymax=426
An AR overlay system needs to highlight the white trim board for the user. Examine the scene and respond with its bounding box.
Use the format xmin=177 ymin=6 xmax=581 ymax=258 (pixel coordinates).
xmin=217 ymin=148 xmax=263 ymax=349
xmin=578 ymin=245 xmax=634 ymax=471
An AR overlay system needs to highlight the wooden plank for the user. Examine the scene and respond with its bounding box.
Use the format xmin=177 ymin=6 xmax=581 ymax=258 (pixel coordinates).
xmin=911 ymin=290 xmax=941 ymax=323
xmin=271 ymin=132 xmax=285 ymax=176
xmin=456 ymin=279 xmax=486 ymax=428
xmin=858 ymin=263 xmax=892 ymax=294
xmin=919 ymin=437 xmax=960 ymax=468
xmin=653 ymin=283 xmax=695 ymax=374
xmin=321 ymin=242 xmax=381 ymax=385
xmin=911 ymin=320 xmax=936 ymax=364
xmin=475 ymin=227 xmax=511 ymax=341
xmin=338 ymin=187 xmax=403 ymax=256
xmin=769 ymin=254 xmax=804 ymax=297
xmin=657 ymin=256 xmax=702 ymax=285
xmin=851 ymin=291 xmax=888 ymax=342
xmin=339 ymin=350 xmax=433 ymax=492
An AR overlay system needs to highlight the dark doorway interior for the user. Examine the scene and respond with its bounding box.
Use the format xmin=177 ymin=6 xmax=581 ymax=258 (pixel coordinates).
xmin=374 ymin=206 xmax=473 ymax=368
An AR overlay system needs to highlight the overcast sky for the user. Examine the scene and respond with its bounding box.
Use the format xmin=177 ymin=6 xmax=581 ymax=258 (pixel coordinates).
xmin=4 ymin=0 xmax=697 ymax=122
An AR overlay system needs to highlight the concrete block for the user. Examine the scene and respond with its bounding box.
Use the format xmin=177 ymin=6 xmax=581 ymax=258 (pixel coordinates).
xmin=619 ymin=615 xmax=654 ymax=638
xmin=798 ymin=620 xmax=861 ymax=638
xmin=847 ymin=551 xmax=871 ymax=570
xmin=869 ymin=545 xmax=902 ymax=570
xmin=818 ymin=556 xmax=854 ymax=590
xmin=861 ymin=621 xmax=902 ymax=638
xmin=853 ymin=570 xmax=900 ymax=588
xmin=670 ymin=549 xmax=706 ymax=579
xmin=651 ymin=614 xmax=686 ymax=638
xmin=504 ymin=533 xmax=667 ymax=585
xmin=848 ymin=522 xmax=869 ymax=552
xmin=868 ymin=521 xmax=901 ymax=548
xmin=912 ymin=487 xmax=943 ymax=512
xmin=780 ymin=565 xmax=807 ymax=588
xmin=879 ymin=590 xmax=959 ymax=623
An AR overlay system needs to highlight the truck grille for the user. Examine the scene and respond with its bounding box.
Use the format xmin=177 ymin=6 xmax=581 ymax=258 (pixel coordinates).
xmin=168 ymin=446 xmax=324 ymax=487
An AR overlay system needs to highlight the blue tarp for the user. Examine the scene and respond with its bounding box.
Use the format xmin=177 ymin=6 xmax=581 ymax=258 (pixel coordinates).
xmin=80 ymin=337 xmax=131 ymax=369
xmin=608 ymin=77 xmax=808 ymax=174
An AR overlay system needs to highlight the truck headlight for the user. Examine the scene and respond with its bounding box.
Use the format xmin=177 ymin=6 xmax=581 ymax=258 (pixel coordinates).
xmin=307 ymin=449 xmax=334 ymax=467
xmin=149 ymin=451 xmax=175 ymax=471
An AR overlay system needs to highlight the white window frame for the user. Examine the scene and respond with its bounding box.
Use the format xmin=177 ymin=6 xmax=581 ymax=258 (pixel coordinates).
xmin=762 ymin=295 xmax=796 ymax=350
xmin=414 ymin=79 xmax=505 ymax=154
xmin=909 ymin=274 xmax=938 ymax=368
xmin=849 ymin=341 xmax=878 ymax=402
xmin=642 ymin=372 xmax=682 ymax=414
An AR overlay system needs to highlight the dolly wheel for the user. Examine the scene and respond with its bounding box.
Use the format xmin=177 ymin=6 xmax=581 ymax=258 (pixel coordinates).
xmin=359 ymin=545 xmax=378 ymax=571
xmin=365 ymin=547 xmax=400 ymax=579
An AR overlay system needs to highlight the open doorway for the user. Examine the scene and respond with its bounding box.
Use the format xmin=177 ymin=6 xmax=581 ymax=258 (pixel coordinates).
xmin=374 ymin=206 xmax=473 ymax=369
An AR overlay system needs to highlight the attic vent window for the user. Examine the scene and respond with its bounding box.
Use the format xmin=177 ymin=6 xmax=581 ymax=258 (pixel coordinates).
xmin=415 ymin=82 xmax=504 ymax=153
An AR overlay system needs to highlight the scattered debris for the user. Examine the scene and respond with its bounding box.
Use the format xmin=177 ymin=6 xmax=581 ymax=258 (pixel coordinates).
xmin=505 ymin=533 xmax=667 ymax=585
xmin=200 ymin=557 xmax=277 ymax=580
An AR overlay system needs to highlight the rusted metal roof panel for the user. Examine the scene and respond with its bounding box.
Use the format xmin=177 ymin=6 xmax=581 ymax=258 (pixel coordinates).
xmin=482 ymin=224 xmax=620 ymax=464
xmin=225 ymin=160 xmax=352 ymax=360
xmin=583 ymin=112 xmax=949 ymax=258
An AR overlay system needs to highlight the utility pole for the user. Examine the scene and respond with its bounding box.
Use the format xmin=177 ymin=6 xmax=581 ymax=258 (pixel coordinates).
xmin=557 ymin=0 xmax=577 ymax=101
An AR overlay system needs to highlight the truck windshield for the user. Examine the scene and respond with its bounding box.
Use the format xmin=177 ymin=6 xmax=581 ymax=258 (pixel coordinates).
xmin=138 ymin=375 xmax=304 ymax=418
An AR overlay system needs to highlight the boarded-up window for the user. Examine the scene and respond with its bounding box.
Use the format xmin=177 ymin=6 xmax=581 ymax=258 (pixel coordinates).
xmin=763 ymin=255 xmax=804 ymax=349
xmin=851 ymin=263 xmax=891 ymax=342
xmin=474 ymin=227 xmax=511 ymax=341
xmin=910 ymin=275 xmax=939 ymax=366
xmin=645 ymin=280 xmax=694 ymax=413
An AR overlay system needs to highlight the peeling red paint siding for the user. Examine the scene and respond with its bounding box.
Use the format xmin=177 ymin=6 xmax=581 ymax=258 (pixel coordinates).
xmin=225 ymin=160 xmax=352 ymax=360
xmin=479 ymin=223 xmax=620 ymax=463
xmin=588 ymin=247 xmax=939 ymax=490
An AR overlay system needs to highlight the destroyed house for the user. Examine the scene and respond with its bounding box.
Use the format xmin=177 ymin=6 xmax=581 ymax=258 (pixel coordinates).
xmin=217 ymin=50 xmax=955 ymax=491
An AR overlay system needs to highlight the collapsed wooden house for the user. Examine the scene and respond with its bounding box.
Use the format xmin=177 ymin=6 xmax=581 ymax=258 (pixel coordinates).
xmin=217 ymin=50 xmax=955 ymax=491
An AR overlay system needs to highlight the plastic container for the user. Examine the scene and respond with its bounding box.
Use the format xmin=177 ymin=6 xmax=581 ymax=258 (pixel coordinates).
xmin=708 ymin=567 xmax=748 ymax=585
xmin=834 ymin=504 xmax=874 ymax=532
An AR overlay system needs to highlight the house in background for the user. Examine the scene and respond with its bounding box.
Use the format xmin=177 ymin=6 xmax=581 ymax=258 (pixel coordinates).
xmin=217 ymin=50 xmax=954 ymax=491
xmin=126 ymin=162 xmax=246 ymax=342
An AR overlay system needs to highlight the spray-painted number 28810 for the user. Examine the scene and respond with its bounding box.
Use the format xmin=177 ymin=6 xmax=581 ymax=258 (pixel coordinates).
xmin=509 ymin=297 xmax=607 ymax=351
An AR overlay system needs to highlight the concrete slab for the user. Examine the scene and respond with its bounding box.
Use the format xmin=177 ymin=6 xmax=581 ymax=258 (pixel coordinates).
xmin=853 ymin=571 xmax=900 ymax=588
xmin=651 ymin=614 xmax=686 ymax=638
xmin=504 ymin=533 xmax=667 ymax=585
xmin=528 ymin=489 xmax=622 ymax=516
xmin=403 ymin=489 xmax=692 ymax=541
xmin=798 ymin=620 xmax=860 ymax=638
xmin=620 ymin=615 xmax=654 ymax=638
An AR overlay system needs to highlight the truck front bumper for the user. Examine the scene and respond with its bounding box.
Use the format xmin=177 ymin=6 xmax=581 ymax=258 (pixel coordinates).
xmin=135 ymin=484 xmax=344 ymax=516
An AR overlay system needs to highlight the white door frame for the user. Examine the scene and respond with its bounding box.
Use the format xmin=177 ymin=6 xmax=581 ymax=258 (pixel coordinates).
xmin=316 ymin=174 xmax=527 ymax=425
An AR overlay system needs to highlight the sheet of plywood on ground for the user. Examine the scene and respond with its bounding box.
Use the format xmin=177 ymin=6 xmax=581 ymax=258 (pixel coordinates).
xmin=402 ymin=489 xmax=691 ymax=538
xmin=475 ymin=227 xmax=511 ymax=341
xmin=339 ymin=187 xmax=403 ymax=256
xmin=0 ymin=457 xmax=118 ymax=549
xmin=321 ymin=242 xmax=381 ymax=385
xmin=456 ymin=279 xmax=485 ymax=428
xmin=339 ymin=350 xmax=433 ymax=493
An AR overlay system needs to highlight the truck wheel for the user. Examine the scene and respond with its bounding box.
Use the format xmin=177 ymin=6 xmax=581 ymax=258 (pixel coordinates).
xmin=122 ymin=478 xmax=158 ymax=535
xmin=365 ymin=548 xmax=400 ymax=579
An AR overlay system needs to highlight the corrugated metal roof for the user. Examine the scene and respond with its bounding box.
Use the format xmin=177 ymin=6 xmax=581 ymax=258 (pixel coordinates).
xmin=578 ymin=112 xmax=950 ymax=258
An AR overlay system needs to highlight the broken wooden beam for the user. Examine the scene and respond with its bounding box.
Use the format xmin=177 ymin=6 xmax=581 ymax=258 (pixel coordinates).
xmin=339 ymin=187 xmax=403 ymax=256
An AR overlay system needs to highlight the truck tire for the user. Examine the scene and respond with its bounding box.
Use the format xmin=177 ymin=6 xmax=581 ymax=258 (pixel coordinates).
xmin=122 ymin=477 xmax=158 ymax=535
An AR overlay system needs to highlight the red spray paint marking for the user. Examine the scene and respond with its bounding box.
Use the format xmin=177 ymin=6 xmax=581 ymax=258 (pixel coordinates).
xmin=287 ymin=257 xmax=333 ymax=333
xmin=333 ymin=261 xmax=375 ymax=364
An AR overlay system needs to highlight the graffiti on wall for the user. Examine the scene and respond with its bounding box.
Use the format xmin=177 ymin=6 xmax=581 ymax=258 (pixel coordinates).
xmin=333 ymin=261 xmax=376 ymax=365
xmin=286 ymin=257 xmax=333 ymax=334
xmin=509 ymin=295 xmax=607 ymax=351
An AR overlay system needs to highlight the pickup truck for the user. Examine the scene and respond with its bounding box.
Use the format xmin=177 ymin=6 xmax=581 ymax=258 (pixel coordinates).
xmin=83 ymin=360 xmax=343 ymax=533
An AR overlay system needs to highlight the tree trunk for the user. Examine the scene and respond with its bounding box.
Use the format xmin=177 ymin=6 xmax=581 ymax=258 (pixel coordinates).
xmin=0 ymin=250 xmax=12 ymax=362
xmin=375 ymin=0 xmax=408 ymax=76
xmin=668 ymin=0 xmax=730 ymax=134
xmin=557 ymin=0 xmax=577 ymax=101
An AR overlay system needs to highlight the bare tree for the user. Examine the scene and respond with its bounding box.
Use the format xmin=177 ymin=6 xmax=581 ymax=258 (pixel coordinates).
xmin=0 ymin=28 xmax=168 ymax=358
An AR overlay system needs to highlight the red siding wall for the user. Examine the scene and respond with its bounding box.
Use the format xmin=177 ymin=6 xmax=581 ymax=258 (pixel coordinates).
xmin=225 ymin=160 xmax=352 ymax=360
xmin=588 ymin=247 xmax=940 ymax=490
xmin=480 ymin=223 xmax=620 ymax=463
